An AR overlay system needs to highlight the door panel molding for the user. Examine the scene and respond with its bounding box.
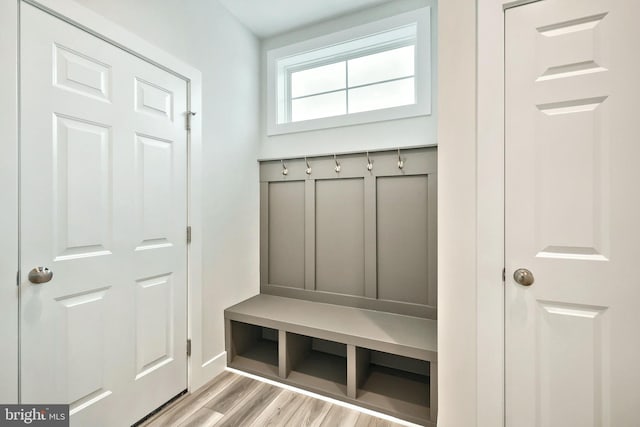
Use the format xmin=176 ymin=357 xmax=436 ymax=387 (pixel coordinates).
xmin=0 ymin=0 xmax=19 ymax=405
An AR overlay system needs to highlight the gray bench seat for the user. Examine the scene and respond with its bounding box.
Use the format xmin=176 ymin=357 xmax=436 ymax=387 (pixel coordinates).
xmin=224 ymin=294 xmax=437 ymax=425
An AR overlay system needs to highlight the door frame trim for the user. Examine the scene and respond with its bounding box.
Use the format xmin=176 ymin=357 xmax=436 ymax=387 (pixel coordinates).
xmin=0 ymin=0 xmax=19 ymax=406
xmin=0 ymin=0 xmax=217 ymax=404
xmin=475 ymin=0 xmax=541 ymax=425
xmin=439 ymin=0 xmax=546 ymax=425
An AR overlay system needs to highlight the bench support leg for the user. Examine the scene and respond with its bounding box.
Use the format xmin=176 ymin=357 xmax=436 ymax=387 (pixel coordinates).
xmin=225 ymin=318 xmax=233 ymax=364
xmin=280 ymin=331 xmax=311 ymax=380
xmin=278 ymin=330 xmax=287 ymax=379
xmin=347 ymin=345 xmax=370 ymax=399
xmin=430 ymin=360 xmax=438 ymax=423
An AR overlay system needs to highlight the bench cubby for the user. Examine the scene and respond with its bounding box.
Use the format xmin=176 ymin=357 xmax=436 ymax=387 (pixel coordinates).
xmin=225 ymin=294 xmax=437 ymax=426
xmin=226 ymin=320 xmax=279 ymax=377
xmin=283 ymin=334 xmax=348 ymax=397
xmin=353 ymin=348 xmax=431 ymax=422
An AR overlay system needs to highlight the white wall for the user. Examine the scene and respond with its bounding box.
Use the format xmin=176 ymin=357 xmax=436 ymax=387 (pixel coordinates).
xmin=0 ymin=0 xmax=18 ymax=405
xmin=438 ymin=0 xmax=478 ymax=425
xmin=74 ymin=0 xmax=261 ymax=386
xmin=259 ymin=0 xmax=437 ymax=159
xmin=439 ymin=0 xmax=510 ymax=425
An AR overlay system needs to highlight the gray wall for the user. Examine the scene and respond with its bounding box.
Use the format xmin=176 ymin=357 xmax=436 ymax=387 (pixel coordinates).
xmin=260 ymin=148 xmax=437 ymax=319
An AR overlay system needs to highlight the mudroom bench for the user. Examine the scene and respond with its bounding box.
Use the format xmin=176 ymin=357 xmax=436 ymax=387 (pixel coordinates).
xmin=224 ymin=294 xmax=437 ymax=426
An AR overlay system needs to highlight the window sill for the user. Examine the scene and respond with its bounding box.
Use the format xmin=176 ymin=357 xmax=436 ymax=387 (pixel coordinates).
xmin=267 ymin=102 xmax=431 ymax=136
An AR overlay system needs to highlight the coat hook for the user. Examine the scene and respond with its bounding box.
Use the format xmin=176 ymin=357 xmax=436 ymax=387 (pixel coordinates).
xmin=366 ymin=152 xmax=373 ymax=171
xmin=334 ymin=154 xmax=341 ymax=173
xmin=305 ymin=157 xmax=312 ymax=175
xmin=397 ymin=148 xmax=404 ymax=170
xmin=281 ymin=159 xmax=288 ymax=176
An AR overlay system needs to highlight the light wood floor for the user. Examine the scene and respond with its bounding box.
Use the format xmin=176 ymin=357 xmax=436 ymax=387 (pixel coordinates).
xmin=138 ymin=370 xmax=407 ymax=427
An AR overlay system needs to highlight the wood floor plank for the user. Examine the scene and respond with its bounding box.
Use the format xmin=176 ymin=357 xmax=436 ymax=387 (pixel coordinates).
xmin=215 ymin=383 xmax=282 ymax=426
xmin=279 ymin=394 xmax=332 ymax=427
xmin=142 ymin=372 xmax=408 ymax=427
xmin=354 ymin=413 xmax=403 ymax=427
xmin=318 ymin=404 xmax=361 ymax=427
xmin=204 ymin=375 xmax=261 ymax=414
xmin=143 ymin=371 xmax=237 ymax=427
xmin=249 ymin=389 xmax=310 ymax=426
xmin=177 ymin=407 xmax=223 ymax=427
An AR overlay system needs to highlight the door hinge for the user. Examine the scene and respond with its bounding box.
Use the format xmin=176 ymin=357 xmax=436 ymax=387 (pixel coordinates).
xmin=16 ymin=271 xmax=20 ymax=287
xmin=187 ymin=226 xmax=192 ymax=244
xmin=187 ymin=339 xmax=192 ymax=357
xmin=502 ymin=268 xmax=506 ymax=283
xmin=186 ymin=111 xmax=196 ymax=131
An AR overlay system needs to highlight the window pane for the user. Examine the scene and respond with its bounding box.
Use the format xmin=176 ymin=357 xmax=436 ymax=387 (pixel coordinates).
xmin=291 ymin=91 xmax=347 ymax=122
xmin=291 ymin=62 xmax=346 ymax=98
xmin=348 ymin=77 xmax=414 ymax=114
xmin=348 ymin=45 xmax=415 ymax=87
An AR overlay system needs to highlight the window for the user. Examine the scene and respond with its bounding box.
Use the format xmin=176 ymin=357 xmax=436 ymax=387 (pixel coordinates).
xmin=267 ymin=8 xmax=432 ymax=135
xmin=290 ymin=44 xmax=416 ymax=122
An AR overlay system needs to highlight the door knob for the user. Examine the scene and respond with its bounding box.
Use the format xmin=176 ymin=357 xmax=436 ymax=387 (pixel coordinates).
xmin=28 ymin=267 xmax=53 ymax=284
xmin=513 ymin=268 xmax=534 ymax=286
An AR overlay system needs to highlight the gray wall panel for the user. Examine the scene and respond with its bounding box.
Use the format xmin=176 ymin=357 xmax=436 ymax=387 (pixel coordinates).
xmin=377 ymin=176 xmax=429 ymax=305
xmin=304 ymin=180 xmax=316 ymax=290
xmin=268 ymin=181 xmax=305 ymax=288
xmin=259 ymin=147 xmax=437 ymax=318
xmin=315 ymin=178 xmax=365 ymax=296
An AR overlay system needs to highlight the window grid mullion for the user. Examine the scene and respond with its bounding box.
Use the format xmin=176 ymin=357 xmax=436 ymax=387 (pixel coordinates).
xmin=286 ymin=69 xmax=293 ymax=122
xmin=345 ymin=60 xmax=350 ymax=114
xmin=290 ymin=75 xmax=415 ymax=101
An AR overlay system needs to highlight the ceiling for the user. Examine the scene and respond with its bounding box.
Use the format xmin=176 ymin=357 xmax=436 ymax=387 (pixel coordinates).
xmin=217 ymin=0 xmax=395 ymax=38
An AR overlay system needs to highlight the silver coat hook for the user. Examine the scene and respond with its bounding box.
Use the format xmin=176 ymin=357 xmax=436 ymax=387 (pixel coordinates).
xmin=334 ymin=154 xmax=341 ymax=173
xmin=397 ymin=148 xmax=404 ymax=170
xmin=281 ymin=159 xmax=288 ymax=176
xmin=366 ymin=152 xmax=373 ymax=171
xmin=305 ymin=157 xmax=312 ymax=175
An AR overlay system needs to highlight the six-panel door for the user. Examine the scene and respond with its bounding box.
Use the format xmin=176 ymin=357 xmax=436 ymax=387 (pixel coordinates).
xmin=20 ymin=4 xmax=188 ymax=426
xmin=506 ymin=0 xmax=640 ymax=425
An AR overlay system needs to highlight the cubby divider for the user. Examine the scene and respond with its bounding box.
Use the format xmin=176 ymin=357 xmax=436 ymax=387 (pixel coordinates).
xmin=347 ymin=345 xmax=370 ymax=399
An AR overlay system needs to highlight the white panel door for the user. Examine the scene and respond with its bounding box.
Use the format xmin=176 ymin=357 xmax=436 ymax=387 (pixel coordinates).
xmin=20 ymin=4 xmax=188 ymax=426
xmin=506 ymin=0 xmax=640 ymax=425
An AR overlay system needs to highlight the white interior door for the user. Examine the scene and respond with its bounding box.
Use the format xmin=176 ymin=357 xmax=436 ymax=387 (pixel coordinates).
xmin=20 ymin=3 xmax=188 ymax=426
xmin=506 ymin=0 xmax=640 ymax=425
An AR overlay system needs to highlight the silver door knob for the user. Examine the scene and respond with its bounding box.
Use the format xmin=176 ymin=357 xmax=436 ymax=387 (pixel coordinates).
xmin=513 ymin=268 xmax=534 ymax=286
xmin=28 ymin=267 xmax=53 ymax=284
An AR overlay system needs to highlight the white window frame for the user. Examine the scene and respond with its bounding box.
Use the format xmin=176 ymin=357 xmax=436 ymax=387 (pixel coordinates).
xmin=267 ymin=7 xmax=432 ymax=136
